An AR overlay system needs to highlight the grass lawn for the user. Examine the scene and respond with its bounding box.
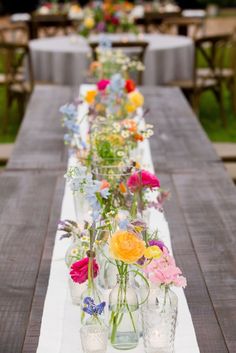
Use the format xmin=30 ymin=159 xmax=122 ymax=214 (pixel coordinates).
xmin=199 ymin=88 xmax=236 ymax=142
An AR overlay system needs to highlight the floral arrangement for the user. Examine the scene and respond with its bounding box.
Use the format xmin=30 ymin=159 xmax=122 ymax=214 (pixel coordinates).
xmin=89 ymin=48 xmax=145 ymax=81
xmin=58 ymin=45 xmax=187 ymax=352
xmin=79 ymin=1 xmax=137 ymax=37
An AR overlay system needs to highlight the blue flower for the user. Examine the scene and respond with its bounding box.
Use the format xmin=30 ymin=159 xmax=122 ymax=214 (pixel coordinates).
xmin=82 ymin=297 xmax=106 ymax=316
xmin=99 ymin=36 xmax=112 ymax=50
xmin=60 ymin=103 xmax=77 ymax=118
xmin=109 ymin=73 xmax=125 ymax=94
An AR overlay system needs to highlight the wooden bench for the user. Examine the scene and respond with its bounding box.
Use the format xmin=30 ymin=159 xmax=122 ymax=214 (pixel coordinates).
xmin=0 ymin=85 xmax=235 ymax=353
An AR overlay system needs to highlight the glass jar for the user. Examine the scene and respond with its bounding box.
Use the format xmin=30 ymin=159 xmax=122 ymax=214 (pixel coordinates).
xmin=80 ymin=316 xmax=108 ymax=353
xmin=109 ymin=273 xmax=139 ymax=350
xmin=141 ymin=285 xmax=178 ymax=353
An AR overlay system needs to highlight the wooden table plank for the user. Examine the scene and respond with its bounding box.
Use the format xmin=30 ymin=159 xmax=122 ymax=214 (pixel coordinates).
xmin=0 ymin=171 xmax=62 ymax=353
xmin=141 ymin=87 xmax=220 ymax=172
xmin=163 ymin=163 xmax=236 ymax=353
xmin=7 ymin=85 xmax=73 ymax=171
xmin=159 ymin=172 xmax=229 ymax=353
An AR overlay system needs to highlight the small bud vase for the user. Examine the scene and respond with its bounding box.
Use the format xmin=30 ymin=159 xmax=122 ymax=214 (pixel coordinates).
xmin=141 ymin=285 xmax=178 ymax=353
xmin=109 ymin=273 xmax=139 ymax=350
xmin=80 ymin=316 xmax=108 ymax=353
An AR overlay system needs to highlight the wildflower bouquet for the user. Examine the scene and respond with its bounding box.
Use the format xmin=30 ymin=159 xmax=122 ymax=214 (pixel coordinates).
xmin=79 ymin=1 xmax=137 ymax=38
xmin=89 ymin=48 xmax=144 ymax=81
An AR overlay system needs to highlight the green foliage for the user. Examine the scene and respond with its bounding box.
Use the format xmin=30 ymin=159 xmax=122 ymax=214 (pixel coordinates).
xmin=196 ymin=0 xmax=236 ymax=6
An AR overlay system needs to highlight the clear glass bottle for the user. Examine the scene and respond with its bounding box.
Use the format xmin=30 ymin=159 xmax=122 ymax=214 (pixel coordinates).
xmin=80 ymin=251 xmax=103 ymax=325
xmin=141 ymin=285 xmax=178 ymax=353
xmin=109 ymin=273 xmax=139 ymax=350
xmin=80 ymin=315 xmax=108 ymax=353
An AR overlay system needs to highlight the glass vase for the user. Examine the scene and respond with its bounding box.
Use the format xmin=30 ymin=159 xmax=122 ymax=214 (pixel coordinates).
xmin=141 ymin=285 xmax=178 ymax=353
xmin=109 ymin=273 xmax=139 ymax=350
xmin=80 ymin=251 xmax=103 ymax=325
xmin=80 ymin=316 xmax=108 ymax=353
xmin=97 ymin=243 xmax=117 ymax=290
xmin=73 ymin=190 xmax=90 ymax=224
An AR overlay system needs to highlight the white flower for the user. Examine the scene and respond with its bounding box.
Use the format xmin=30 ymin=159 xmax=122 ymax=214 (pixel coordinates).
xmin=121 ymin=130 xmax=130 ymax=138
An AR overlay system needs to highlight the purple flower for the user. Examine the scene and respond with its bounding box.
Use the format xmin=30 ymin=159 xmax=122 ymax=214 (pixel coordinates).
xmin=149 ymin=239 xmax=167 ymax=252
xmin=97 ymin=21 xmax=106 ymax=32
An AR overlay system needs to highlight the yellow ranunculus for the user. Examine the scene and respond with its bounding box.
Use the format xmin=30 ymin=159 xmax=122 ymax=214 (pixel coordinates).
xmin=144 ymin=245 xmax=162 ymax=259
xmin=83 ymin=17 xmax=95 ymax=29
xmin=85 ymin=90 xmax=97 ymax=104
xmin=110 ymin=230 xmax=145 ymax=264
xmin=128 ymin=91 xmax=144 ymax=109
xmin=125 ymin=102 xmax=136 ymax=113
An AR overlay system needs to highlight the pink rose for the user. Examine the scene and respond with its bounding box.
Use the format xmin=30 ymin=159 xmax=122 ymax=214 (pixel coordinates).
xmin=70 ymin=257 xmax=99 ymax=284
xmin=127 ymin=170 xmax=160 ymax=193
xmin=97 ymin=79 xmax=110 ymax=91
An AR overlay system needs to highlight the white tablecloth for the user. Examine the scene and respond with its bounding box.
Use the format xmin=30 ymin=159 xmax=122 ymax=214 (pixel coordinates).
xmin=30 ymin=34 xmax=194 ymax=86
xmin=36 ymin=85 xmax=200 ymax=353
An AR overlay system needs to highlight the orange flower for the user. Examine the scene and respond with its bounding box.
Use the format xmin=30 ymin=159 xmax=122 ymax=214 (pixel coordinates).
xmin=134 ymin=133 xmax=144 ymax=142
xmin=119 ymin=182 xmax=127 ymax=193
xmin=85 ymin=90 xmax=97 ymax=104
xmin=109 ymin=230 xmax=145 ymax=264
xmin=122 ymin=119 xmax=137 ymax=132
xmin=100 ymin=180 xmax=110 ymax=190
xmin=135 ymin=161 xmax=141 ymax=169
xmin=90 ymin=61 xmax=101 ymax=73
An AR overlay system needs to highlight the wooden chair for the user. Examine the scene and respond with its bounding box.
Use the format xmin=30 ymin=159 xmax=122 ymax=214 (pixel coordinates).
xmin=89 ymin=41 xmax=149 ymax=85
xmin=0 ymin=42 xmax=34 ymax=132
xmin=168 ymin=34 xmax=231 ymax=127
xmin=30 ymin=14 xmax=72 ymax=38
xmin=197 ymin=33 xmax=236 ymax=114
xmin=160 ymin=17 xmax=205 ymax=38
xmin=0 ymin=25 xmax=29 ymax=44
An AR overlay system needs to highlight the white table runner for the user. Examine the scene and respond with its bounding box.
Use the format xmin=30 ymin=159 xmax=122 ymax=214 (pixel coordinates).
xmin=36 ymin=85 xmax=200 ymax=353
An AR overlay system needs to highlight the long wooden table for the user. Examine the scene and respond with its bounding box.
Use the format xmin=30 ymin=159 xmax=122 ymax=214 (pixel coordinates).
xmin=1 ymin=85 xmax=236 ymax=353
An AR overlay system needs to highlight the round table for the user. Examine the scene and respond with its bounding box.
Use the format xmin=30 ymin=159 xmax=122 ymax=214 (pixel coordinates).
xmin=29 ymin=34 xmax=194 ymax=86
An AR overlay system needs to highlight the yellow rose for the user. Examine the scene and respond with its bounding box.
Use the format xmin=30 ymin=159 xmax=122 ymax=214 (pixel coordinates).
xmin=144 ymin=246 xmax=162 ymax=259
xmin=85 ymin=90 xmax=97 ymax=104
xmin=128 ymin=91 xmax=144 ymax=109
xmin=110 ymin=230 xmax=145 ymax=264
xmin=84 ymin=17 xmax=95 ymax=29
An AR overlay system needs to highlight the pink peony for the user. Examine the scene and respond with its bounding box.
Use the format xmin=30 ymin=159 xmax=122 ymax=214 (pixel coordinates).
xmin=144 ymin=249 xmax=187 ymax=288
xmin=127 ymin=170 xmax=160 ymax=193
xmin=97 ymin=79 xmax=110 ymax=91
xmin=70 ymin=257 xmax=99 ymax=284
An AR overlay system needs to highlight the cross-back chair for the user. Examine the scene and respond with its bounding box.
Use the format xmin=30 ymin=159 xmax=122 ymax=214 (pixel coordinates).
xmin=0 ymin=25 xmax=29 ymax=44
xmin=31 ymin=14 xmax=72 ymax=38
xmin=0 ymin=42 xmax=34 ymax=132
xmin=89 ymin=41 xmax=149 ymax=85
xmin=168 ymin=34 xmax=231 ymax=127
xmin=160 ymin=16 xmax=205 ymax=38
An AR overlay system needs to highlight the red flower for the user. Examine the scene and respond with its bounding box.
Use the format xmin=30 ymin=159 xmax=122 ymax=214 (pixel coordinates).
xmin=125 ymin=79 xmax=136 ymax=93
xmin=127 ymin=170 xmax=160 ymax=193
xmin=70 ymin=257 xmax=99 ymax=284
xmin=111 ymin=16 xmax=120 ymax=25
